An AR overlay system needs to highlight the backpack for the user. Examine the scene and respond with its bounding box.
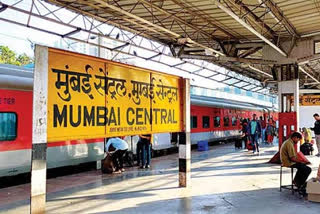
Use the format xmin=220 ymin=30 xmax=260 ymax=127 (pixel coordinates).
xmin=300 ymin=143 xmax=314 ymax=156
xmin=124 ymin=151 xmax=134 ymax=167
xmin=101 ymin=154 xmax=115 ymax=174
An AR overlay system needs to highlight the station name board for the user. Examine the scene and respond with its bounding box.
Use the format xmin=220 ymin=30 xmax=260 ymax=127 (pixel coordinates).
xmin=300 ymin=95 xmax=320 ymax=106
xmin=46 ymin=48 xmax=183 ymax=142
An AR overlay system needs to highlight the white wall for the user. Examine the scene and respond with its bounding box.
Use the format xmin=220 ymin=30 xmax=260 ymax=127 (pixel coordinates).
xmin=300 ymin=106 xmax=320 ymax=137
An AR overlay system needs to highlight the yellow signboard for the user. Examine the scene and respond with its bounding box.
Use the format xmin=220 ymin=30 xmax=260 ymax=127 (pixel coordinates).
xmin=47 ymin=48 xmax=183 ymax=142
xmin=300 ymin=95 xmax=320 ymax=106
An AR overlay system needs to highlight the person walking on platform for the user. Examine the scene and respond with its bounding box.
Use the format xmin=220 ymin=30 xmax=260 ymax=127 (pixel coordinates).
xmin=266 ymin=118 xmax=276 ymax=145
xmin=280 ymin=132 xmax=311 ymax=195
xmin=139 ymin=134 xmax=152 ymax=169
xmin=104 ymin=137 xmax=128 ymax=173
xmin=248 ymin=114 xmax=261 ymax=154
xmin=241 ymin=119 xmax=249 ymax=149
xmin=311 ymin=113 xmax=320 ymax=157
xmin=259 ymin=116 xmax=267 ymax=144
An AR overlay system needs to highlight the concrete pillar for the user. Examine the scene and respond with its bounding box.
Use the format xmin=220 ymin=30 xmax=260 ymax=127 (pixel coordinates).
xmin=30 ymin=45 xmax=49 ymax=213
xmin=270 ymin=64 xmax=305 ymax=163
xmin=179 ymin=79 xmax=191 ymax=187
xmin=277 ymin=79 xmax=299 ymax=150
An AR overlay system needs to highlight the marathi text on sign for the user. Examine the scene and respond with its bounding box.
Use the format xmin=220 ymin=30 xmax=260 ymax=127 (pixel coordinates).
xmin=300 ymin=95 xmax=320 ymax=106
xmin=47 ymin=48 xmax=183 ymax=142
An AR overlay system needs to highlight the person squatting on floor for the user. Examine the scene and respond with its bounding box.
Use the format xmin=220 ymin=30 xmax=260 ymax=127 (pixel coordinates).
xmin=102 ymin=137 xmax=128 ymax=174
xmin=139 ymin=134 xmax=152 ymax=169
xmin=280 ymin=132 xmax=311 ymax=195
xmin=248 ymin=114 xmax=261 ymax=154
xmin=311 ymin=113 xmax=320 ymax=157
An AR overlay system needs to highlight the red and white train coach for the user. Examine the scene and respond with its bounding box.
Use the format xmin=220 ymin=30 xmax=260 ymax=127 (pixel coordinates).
xmin=0 ymin=64 xmax=105 ymax=178
xmin=0 ymin=64 xmax=277 ymax=177
xmin=189 ymin=95 xmax=278 ymax=144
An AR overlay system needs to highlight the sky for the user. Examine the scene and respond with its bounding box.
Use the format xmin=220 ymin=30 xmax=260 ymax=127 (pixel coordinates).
xmin=0 ymin=21 xmax=57 ymax=56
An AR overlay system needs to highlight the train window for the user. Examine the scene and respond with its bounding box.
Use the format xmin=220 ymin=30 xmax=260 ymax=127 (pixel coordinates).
xmin=0 ymin=113 xmax=17 ymax=141
xmin=214 ymin=116 xmax=221 ymax=127
xmin=191 ymin=116 xmax=197 ymax=129
xmin=224 ymin=116 xmax=229 ymax=127
xmin=202 ymin=116 xmax=210 ymax=128
xmin=232 ymin=116 xmax=237 ymax=126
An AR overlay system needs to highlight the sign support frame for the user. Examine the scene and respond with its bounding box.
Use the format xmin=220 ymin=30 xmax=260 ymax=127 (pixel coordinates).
xmin=179 ymin=79 xmax=191 ymax=187
xmin=30 ymin=45 xmax=49 ymax=214
xmin=30 ymin=45 xmax=189 ymax=212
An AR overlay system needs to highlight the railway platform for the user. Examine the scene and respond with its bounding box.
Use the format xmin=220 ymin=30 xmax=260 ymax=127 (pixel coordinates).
xmin=1 ymin=143 xmax=320 ymax=214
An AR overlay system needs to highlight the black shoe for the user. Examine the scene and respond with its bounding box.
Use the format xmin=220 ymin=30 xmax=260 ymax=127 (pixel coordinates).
xmin=298 ymin=188 xmax=307 ymax=197
xmin=140 ymin=165 xmax=145 ymax=169
xmin=146 ymin=165 xmax=150 ymax=168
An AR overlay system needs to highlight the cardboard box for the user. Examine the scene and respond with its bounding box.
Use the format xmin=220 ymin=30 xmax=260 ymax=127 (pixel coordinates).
xmin=307 ymin=178 xmax=320 ymax=202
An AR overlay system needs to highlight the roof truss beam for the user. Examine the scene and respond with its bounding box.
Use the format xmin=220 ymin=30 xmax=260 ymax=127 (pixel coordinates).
xmin=180 ymin=54 xmax=276 ymax=65
xmin=215 ymin=0 xmax=287 ymax=57
xmin=137 ymin=0 xmax=222 ymax=44
xmin=299 ymin=67 xmax=320 ymax=84
xmin=262 ymin=0 xmax=299 ymax=37
xmin=2 ymin=0 xmax=276 ymax=97
xmin=238 ymin=47 xmax=262 ymax=58
xmin=0 ymin=3 xmax=8 ymax=13
xmin=47 ymin=0 xmax=160 ymax=42
xmin=234 ymin=42 xmax=264 ymax=49
xmin=170 ymin=0 xmax=236 ymax=39
xmin=111 ymin=42 xmax=130 ymax=51
xmin=62 ymin=27 xmax=81 ymax=38
xmin=233 ymin=0 xmax=277 ymax=40
xmin=91 ymin=0 xmax=225 ymax=56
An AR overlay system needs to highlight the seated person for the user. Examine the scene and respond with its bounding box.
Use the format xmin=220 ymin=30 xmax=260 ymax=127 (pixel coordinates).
xmin=103 ymin=137 xmax=128 ymax=174
xmin=280 ymin=132 xmax=311 ymax=194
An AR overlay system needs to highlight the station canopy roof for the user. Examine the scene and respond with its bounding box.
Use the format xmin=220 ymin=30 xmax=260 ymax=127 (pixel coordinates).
xmin=2 ymin=0 xmax=320 ymax=95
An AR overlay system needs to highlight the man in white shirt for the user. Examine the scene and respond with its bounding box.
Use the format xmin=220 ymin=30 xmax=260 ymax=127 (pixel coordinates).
xmin=104 ymin=137 xmax=128 ymax=173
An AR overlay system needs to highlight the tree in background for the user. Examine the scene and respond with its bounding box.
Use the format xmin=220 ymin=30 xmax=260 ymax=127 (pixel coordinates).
xmin=17 ymin=53 xmax=33 ymax=65
xmin=0 ymin=46 xmax=33 ymax=66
